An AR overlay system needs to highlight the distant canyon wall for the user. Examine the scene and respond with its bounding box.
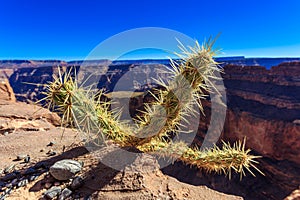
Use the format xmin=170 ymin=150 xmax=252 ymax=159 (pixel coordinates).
xmin=3 ymin=61 xmax=300 ymax=165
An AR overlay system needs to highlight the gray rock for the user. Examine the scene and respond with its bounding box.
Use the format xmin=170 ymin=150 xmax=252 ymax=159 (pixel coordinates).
xmin=4 ymin=188 xmax=11 ymax=195
xmin=3 ymin=131 xmax=8 ymax=136
xmin=79 ymin=161 xmax=84 ymax=167
xmin=17 ymin=179 xmax=28 ymax=188
xmin=70 ymin=176 xmax=84 ymax=190
xmin=24 ymin=155 xmax=30 ymax=163
xmin=47 ymin=149 xmax=57 ymax=156
xmin=29 ymin=175 xmax=39 ymax=182
xmin=44 ymin=186 xmax=61 ymax=199
xmin=58 ymin=188 xmax=72 ymax=200
xmin=16 ymin=154 xmax=27 ymax=161
xmin=4 ymin=164 xmax=15 ymax=174
xmin=49 ymin=160 xmax=82 ymax=181
xmin=48 ymin=151 xmax=57 ymax=156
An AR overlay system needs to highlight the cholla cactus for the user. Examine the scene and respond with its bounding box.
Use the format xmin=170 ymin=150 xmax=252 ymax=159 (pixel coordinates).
xmin=40 ymin=38 xmax=263 ymax=179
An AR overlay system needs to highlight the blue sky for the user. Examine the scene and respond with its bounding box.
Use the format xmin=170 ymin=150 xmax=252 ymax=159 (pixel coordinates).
xmin=0 ymin=0 xmax=300 ymax=60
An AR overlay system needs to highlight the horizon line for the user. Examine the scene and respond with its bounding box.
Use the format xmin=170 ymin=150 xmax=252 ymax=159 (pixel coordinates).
xmin=1 ymin=56 xmax=300 ymax=62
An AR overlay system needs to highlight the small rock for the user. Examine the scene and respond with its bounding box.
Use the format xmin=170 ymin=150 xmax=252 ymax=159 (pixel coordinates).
xmin=44 ymin=186 xmax=61 ymax=199
xmin=47 ymin=141 xmax=56 ymax=147
xmin=24 ymin=155 xmax=30 ymax=163
xmin=58 ymin=188 xmax=72 ymax=200
xmin=4 ymin=164 xmax=15 ymax=174
xmin=5 ymin=183 xmax=12 ymax=188
xmin=44 ymin=182 xmax=52 ymax=189
xmin=29 ymin=175 xmax=39 ymax=182
xmin=17 ymin=179 xmax=28 ymax=188
xmin=70 ymin=176 xmax=84 ymax=190
xmin=40 ymin=149 xmax=44 ymax=152
xmin=48 ymin=151 xmax=57 ymax=156
xmin=3 ymin=131 xmax=8 ymax=136
xmin=4 ymin=188 xmax=12 ymax=195
xmin=49 ymin=160 xmax=82 ymax=181
xmin=16 ymin=154 xmax=27 ymax=161
xmin=47 ymin=149 xmax=57 ymax=156
xmin=79 ymin=161 xmax=84 ymax=167
xmin=47 ymin=149 xmax=53 ymax=154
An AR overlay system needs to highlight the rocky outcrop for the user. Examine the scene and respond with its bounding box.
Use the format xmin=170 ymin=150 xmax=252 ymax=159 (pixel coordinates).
xmin=0 ymin=101 xmax=61 ymax=134
xmin=73 ymin=147 xmax=242 ymax=200
xmin=220 ymin=64 xmax=300 ymax=164
xmin=0 ymin=78 xmax=16 ymax=102
xmin=223 ymin=110 xmax=300 ymax=165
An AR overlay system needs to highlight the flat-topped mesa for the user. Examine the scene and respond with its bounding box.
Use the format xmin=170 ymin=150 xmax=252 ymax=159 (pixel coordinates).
xmin=223 ymin=61 xmax=300 ymax=86
xmin=223 ymin=61 xmax=300 ymax=113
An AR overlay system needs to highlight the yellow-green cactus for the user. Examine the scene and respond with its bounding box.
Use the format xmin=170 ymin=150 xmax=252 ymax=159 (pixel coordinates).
xmin=40 ymin=38 xmax=263 ymax=179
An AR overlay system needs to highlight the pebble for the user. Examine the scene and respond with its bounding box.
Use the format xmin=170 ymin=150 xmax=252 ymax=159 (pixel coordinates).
xmin=3 ymin=131 xmax=8 ymax=136
xmin=29 ymin=175 xmax=39 ymax=182
xmin=24 ymin=155 xmax=30 ymax=163
xmin=70 ymin=176 xmax=84 ymax=190
xmin=47 ymin=141 xmax=56 ymax=147
xmin=58 ymin=188 xmax=72 ymax=200
xmin=48 ymin=151 xmax=57 ymax=156
xmin=4 ymin=164 xmax=15 ymax=174
xmin=4 ymin=188 xmax=11 ymax=195
xmin=44 ymin=186 xmax=61 ymax=199
xmin=47 ymin=149 xmax=53 ymax=154
xmin=47 ymin=149 xmax=57 ymax=156
xmin=16 ymin=154 xmax=27 ymax=161
xmin=79 ymin=161 xmax=84 ymax=167
xmin=17 ymin=179 xmax=28 ymax=188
